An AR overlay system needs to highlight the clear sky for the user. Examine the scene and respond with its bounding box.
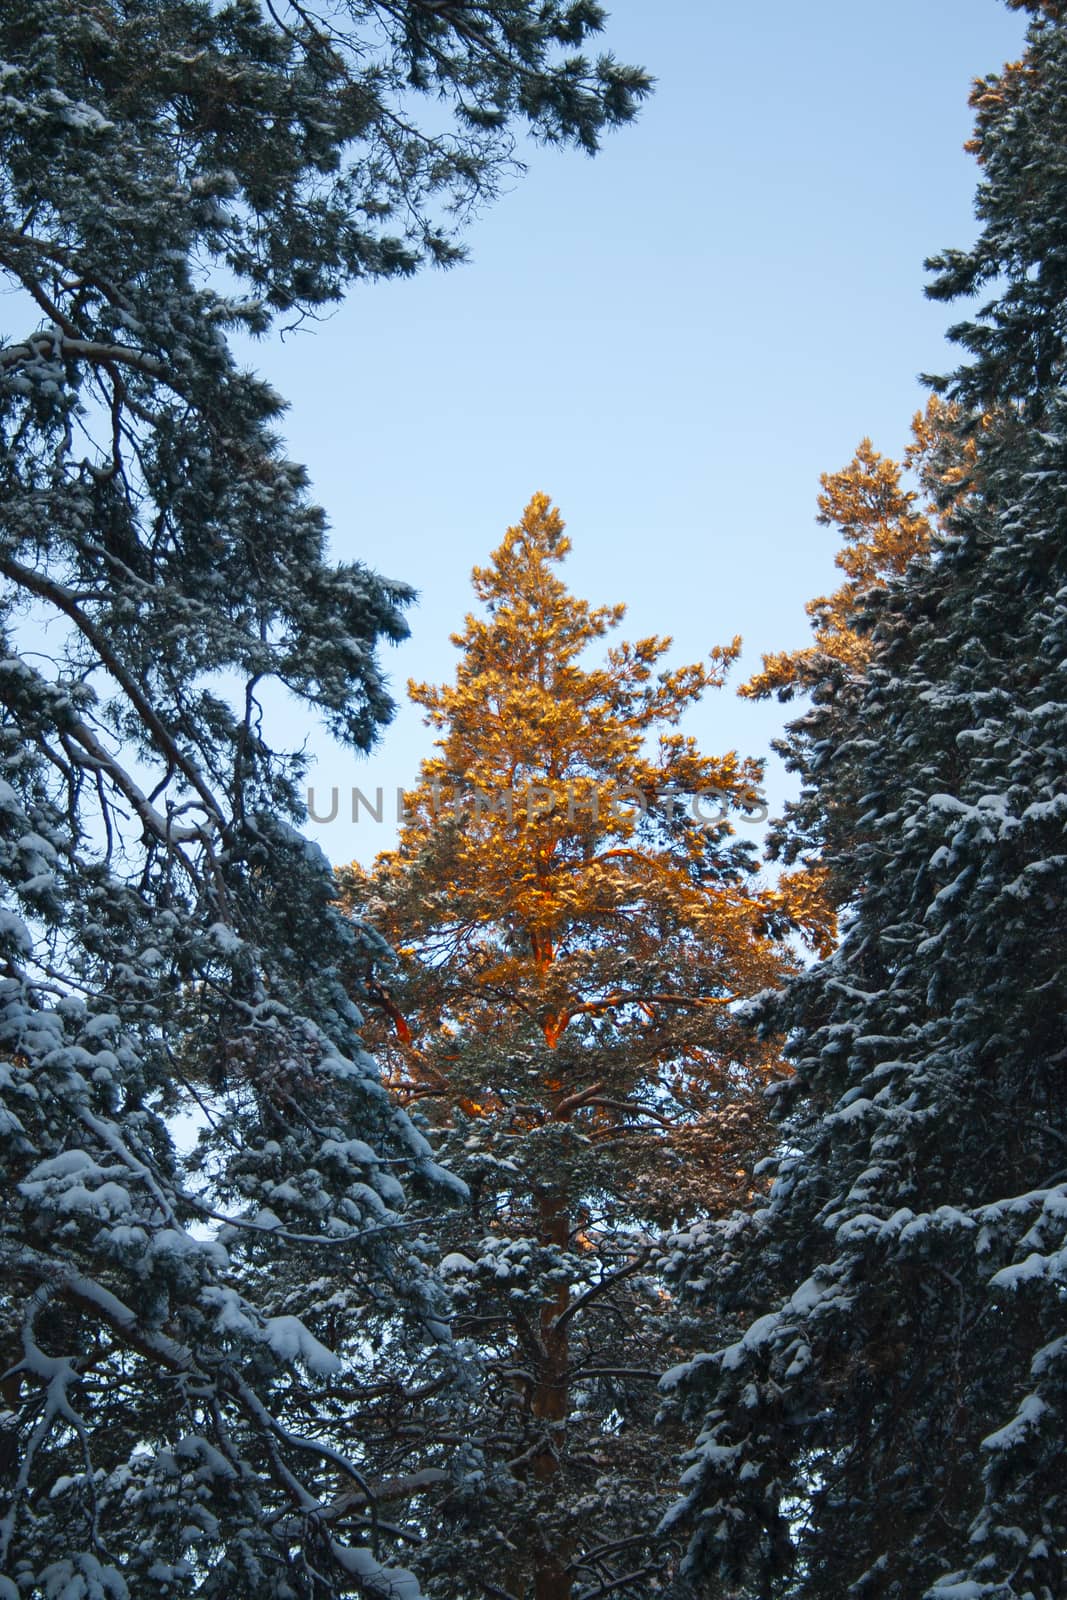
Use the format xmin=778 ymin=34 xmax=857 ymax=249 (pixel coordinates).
xmin=245 ymin=0 xmax=1027 ymax=866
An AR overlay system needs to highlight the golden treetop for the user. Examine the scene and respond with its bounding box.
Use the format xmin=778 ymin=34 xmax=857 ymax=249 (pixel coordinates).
xmin=339 ymin=494 xmax=824 ymax=1188
xmin=741 ymin=397 xmax=975 ymax=702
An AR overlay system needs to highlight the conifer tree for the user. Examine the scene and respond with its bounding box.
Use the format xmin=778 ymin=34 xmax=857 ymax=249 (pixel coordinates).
xmin=0 ymin=5 xmax=649 ymax=1594
xmin=662 ymin=6 xmax=1067 ymax=1596
xmin=740 ymin=398 xmax=977 ymax=911
xmin=741 ymin=399 xmax=964 ymax=704
xmin=339 ymin=495 xmax=817 ymax=1600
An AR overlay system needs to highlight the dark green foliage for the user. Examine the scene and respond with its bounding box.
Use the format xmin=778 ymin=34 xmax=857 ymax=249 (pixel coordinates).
xmin=662 ymin=8 xmax=1067 ymax=1597
xmin=0 ymin=2 xmax=648 ymax=1593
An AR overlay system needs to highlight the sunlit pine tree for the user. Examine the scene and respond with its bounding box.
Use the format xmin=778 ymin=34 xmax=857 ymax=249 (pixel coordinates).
xmin=738 ymin=398 xmax=981 ymax=920
xmin=339 ymin=493 xmax=819 ymax=1600
xmin=741 ymin=398 xmax=971 ymax=703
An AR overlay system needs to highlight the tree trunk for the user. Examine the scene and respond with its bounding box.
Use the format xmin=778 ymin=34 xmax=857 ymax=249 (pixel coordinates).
xmin=531 ymin=1188 xmax=572 ymax=1600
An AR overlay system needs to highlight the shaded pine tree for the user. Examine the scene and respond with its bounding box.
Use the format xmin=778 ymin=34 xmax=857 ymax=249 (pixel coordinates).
xmin=0 ymin=5 xmax=649 ymax=1594
xmin=662 ymin=6 xmax=1067 ymax=1597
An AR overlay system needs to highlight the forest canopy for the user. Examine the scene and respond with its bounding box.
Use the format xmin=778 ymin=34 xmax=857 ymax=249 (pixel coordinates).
xmin=3 ymin=3 xmax=1067 ymax=1600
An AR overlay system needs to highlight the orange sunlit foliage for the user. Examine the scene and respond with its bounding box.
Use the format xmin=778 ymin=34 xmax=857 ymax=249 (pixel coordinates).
xmin=339 ymin=492 xmax=821 ymax=1215
xmin=739 ymin=398 xmax=985 ymax=920
xmin=336 ymin=498 xmax=826 ymax=1596
xmin=741 ymin=397 xmax=977 ymax=702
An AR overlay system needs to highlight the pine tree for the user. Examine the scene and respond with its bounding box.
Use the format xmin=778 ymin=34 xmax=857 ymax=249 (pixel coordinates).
xmin=661 ymin=6 xmax=1067 ymax=1596
xmin=740 ymin=398 xmax=977 ymax=913
xmin=0 ymin=6 xmax=649 ymax=1595
xmin=741 ymin=399 xmax=966 ymax=704
xmin=338 ymin=495 xmax=818 ymax=1600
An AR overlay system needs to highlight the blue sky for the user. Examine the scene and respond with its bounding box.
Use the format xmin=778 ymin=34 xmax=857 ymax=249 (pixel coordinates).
xmin=249 ymin=0 xmax=1027 ymax=866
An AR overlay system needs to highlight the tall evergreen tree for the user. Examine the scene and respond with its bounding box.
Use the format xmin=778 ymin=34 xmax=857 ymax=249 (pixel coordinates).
xmin=740 ymin=397 xmax=976 ymax=911
xmin=0 ymin=6 xmax=649 ymax=1595
xmin=741 ymin=399 xmax=965 ymax=703
xmin=339 ymin=495 xmax=820 ymax=1600
xmin=662 ymin=6 xmax=1067 ymax=1596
